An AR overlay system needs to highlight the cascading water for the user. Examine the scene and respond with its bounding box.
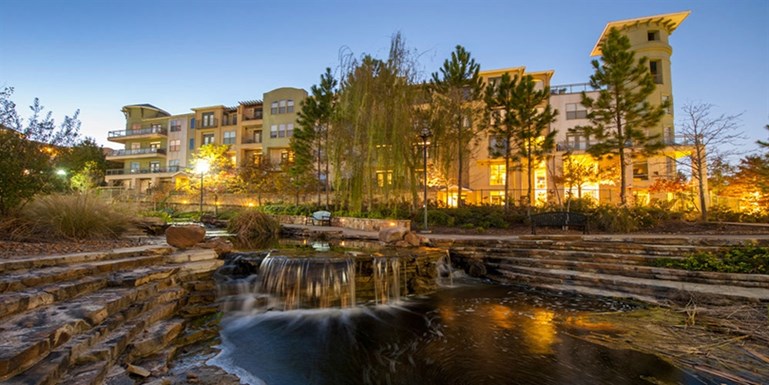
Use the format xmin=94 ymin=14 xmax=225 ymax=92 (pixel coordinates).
xmin=258 ymin=255 xmax=356 ymax=310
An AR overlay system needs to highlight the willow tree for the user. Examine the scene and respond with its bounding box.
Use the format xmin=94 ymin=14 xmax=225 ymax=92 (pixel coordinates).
xmin=292 ymin=67 xmax=337 ymax=208
xmin=577 ymin=28 xmax=668 ymax=206
xmin=428 ymin=45 xmax=485 ymax=207
xmin=328 ymin=33 xmax=423 ymax=213
xmin=485 ymin=73 xmax=557 ymax=212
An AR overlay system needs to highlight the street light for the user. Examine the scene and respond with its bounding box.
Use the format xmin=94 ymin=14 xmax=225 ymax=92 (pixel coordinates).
xmin=419 ymin=126 xmax=432 ymax=233
xmin=194 ymin=159 xmax=210 ymax=221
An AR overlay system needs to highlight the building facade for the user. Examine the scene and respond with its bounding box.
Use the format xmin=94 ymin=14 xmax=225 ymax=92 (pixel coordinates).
xmin=105 ymin=87 xmax=307 ymax=193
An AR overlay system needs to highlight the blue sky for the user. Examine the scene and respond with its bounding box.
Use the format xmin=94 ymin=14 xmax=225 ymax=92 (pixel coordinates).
xmin=1 ymin=0 xmax=767 ymax=154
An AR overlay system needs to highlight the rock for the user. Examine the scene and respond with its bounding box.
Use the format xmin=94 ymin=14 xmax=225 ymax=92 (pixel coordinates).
xmin=403 ymin=232 xmax=421 ymax=247
xmin=378 ymin=227 xmax=408 ymax=243
xmin=408 ymin=276 xmax=434 ymax=294
xmin=199 ymin=238 xmax=234 ymax=256
xmin=466 ymin=259 xmax=487 ymax=277
xmin=126 ymin=364 xmax=151 ymax=378
xmin=165 ymin=225 xmax=206 ymax=249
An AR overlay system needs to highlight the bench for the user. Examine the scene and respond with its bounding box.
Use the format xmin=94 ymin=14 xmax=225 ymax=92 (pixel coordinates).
xmin=307 ymin=210 xmax=332 ymax=226
xmin=530 ymin=211 xmax=589 ymax=234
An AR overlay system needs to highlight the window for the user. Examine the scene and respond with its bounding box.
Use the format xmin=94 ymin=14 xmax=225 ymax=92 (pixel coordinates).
xmin=170 ymin=120 xmax=182 ymax=132
xmin=131 ymin=143 xmax=141 ymax=150
xmin=169 ymin=139 xmax=181 ymax=152
xmin=203 ymin=133 xmax=214 ymax=145
xmin=131 ymin=123 xmax=141 ymax=130
xmin=202 ymin=112 xmax=215 ymax=127
xmin=648 ymin=30 xmax=660 ymax=41
xmin=287 ymin=99 xmax=294 ymax=113
xmin=149 ymin=161 xmax=160 ymax=173
xmin=662 ymin=95 xmax=672 ymax=114
xmin=278 ymin=124 xmax=286 ymax=138
xmin=150 ymin=141 xmax=161 ymax=150
xmin=490 ymin=164 xmax=506 ymax=186
xmin=254 ymin=130 xmax=262 ymax=144
xmin=130 ymin=162 xmax=140 ymax=172
xmin=376 ymin=171 xmax=393 ymax=187
xmin=271 ymin=102 xmax=278 ymax=114
xmin=270 ymin=124 xmax=292 ymax=138
xmin=190 ymin=118 xmax=196 ymax=129
xmin=280 ymin=150 xmax=294 ymax=164
xmin=633 ymin=161 xmax=649 ymax=181
xmin=271 ymin=99 xmax=295 ymax=115
xmin=286 ymin=123 xmax=294 ymax=137
xmin=566 ymin=103 xmax=587 ymax=120
xmin=270 ymin=124 xmax=278 ymax=138
xmin=189 ymin=138 xmax=195 ymax=150
xmin=279 ymin=100 xmax=287 ymax=114
xmin=151 ymin=123 xmax=162 ymax=130
xmin=649 ymin=61 xmax=663 ymax=84
xmin=223 ymin=131 xmax=236 ymax=144
xmin=168 ymin=159 xmax=180 ymax=172
xmin=488 ymin=135 xmax=506 ymax=157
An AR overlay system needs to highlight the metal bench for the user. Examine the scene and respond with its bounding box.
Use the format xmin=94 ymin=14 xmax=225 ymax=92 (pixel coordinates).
xmin=530 ymin=211 xmax=589 ymax=234
xmin=307 ymin=210 xmax=332 ymax=226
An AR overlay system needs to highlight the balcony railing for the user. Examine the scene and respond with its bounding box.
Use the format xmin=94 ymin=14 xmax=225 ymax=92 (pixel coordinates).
xmin=108 ymin=148 xmax=167 ymax=157
xmin=198 ymin=118 xmax=218 ymax=128
xmin=557 ymin=136 xmax=692 ymax=152
xmin=550 ymin=82 xmax=594 ymax=95
xmin=108 ymin=127 xmax=167 ymax=138
xmin=243 ymin=111 xmax=263 ymax=121
xmin=106 ymin=166 xmax=181 ymax=175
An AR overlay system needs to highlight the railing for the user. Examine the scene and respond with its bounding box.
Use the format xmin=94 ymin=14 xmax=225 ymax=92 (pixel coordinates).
xmin=556 ymin=142 xmax=591 ymax=152
xmin=106 ymin=166 xmax=181 ymax=175
xmin=222 ymin=117 xmax=238 ymax=126
xmin=199 ymin=118 xmax=218 ymax=128
xmin=242 ymin=138 xmax=263 ymax=144
xmin=108 ymin=127 xmax=167 ymax=138
xmin=108 ymin=148 xmax=167 ymax=157
xmin=557 ymin=136 xmax=692 ymax=152
xmin=243 ymin=112 xmax=263 ymax=120
xmin=550 ymin=82 xmax=593 ymax=95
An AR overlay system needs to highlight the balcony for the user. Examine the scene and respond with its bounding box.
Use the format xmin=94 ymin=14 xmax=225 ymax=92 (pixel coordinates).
xmin=550 ymin=82 xmax=593 ymax=95
xmin=106 ymin=166 xmax=181 ymax=176
xmin=243 ymin=111 xmax=263 ymax=121
xmin=107 ymin=148 xmax=167 ymax=160
xmin=198 ymin=118 xmax=218 ymax=128
xmin=556 ymin=141 xmax=591 ymax=152
xmin=107 ymin=127 xmax=167 ymax=142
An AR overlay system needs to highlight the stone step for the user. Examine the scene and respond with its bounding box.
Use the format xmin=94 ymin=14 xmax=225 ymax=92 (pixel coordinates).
xmin=483 ymin=248 xmax=676 ymax=265
xmin=489 ymin=257 xmax=769 ymax=288
xmin=0 ymin=246 xmax=173 ymax=274
xmin=492 ymin=265 xmax=769 ymax=306
xmin=2 ymin=287 xmax=183 ymax=385
xmin=453 ymin=241 xmax=722 ymax=258
xmin=0 ymin=277 xmax=178 ymax=381
xmin=164 ymin=248 xmax=220 ymax=264
xmin=0 ymin=276 xmax=108 ymax=321
xmin=0 ymin=255 xmax=166 ymax=294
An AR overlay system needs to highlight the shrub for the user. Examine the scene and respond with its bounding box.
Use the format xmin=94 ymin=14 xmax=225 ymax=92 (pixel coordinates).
xmin=651 ymin=246 xmax=769 ymax=274
xmin=228 ymin=209 xmax=280 ymax=246
xmin=589 ymin=206 xmax=638 ymax=233
xmin=18 ymin=193 xmax=133 ymax=240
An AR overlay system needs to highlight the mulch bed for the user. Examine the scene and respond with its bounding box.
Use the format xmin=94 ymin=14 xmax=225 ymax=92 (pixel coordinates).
xmin=0 ymin=238 xmax=152 ymax=259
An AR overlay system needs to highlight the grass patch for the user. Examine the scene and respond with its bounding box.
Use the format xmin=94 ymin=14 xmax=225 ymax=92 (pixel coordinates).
xmin=650 ymin=246 xmax=769 ymax=274
xmin=9 ymin=193 xmax=133 ymax=240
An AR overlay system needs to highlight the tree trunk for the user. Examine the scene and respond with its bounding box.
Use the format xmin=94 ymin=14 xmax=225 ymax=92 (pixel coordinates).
xmin=695 ymin=145 xmax=708 ymax=222
xmin=504 ymin=138 xmax=510 ymax=212
xmin=456 ymin=115 xmax=463 ymax=207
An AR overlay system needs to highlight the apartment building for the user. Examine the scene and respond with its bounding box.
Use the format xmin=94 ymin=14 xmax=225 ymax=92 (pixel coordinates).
xmin=458 ymin=11 xmax=692 ymax=207
xmin=105 ymin=87 xmax=307 ymax=193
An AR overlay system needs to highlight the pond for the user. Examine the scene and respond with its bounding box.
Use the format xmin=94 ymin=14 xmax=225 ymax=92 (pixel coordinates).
xmin=209 ymin=245 xmax=729 ymax=385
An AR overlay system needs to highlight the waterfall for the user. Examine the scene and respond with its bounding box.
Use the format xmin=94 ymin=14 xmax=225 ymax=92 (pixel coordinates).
xmin=437 ymin=250 xmax=455 ymax=287
xmin=372 ymin=257 xmax=402 ymax=304
xmin=258 ymin=256 xmax=357 ymax=310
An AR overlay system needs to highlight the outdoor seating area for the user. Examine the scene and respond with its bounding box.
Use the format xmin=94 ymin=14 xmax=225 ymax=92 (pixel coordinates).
xmin=307 ymin=210 xmax=332 ymax=226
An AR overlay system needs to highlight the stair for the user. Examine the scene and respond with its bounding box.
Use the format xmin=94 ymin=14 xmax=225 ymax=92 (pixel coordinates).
xmin=451 ymin=237 xmax=769 ymax=306
xmin=0 ymin=245 xmax=224 ymax=384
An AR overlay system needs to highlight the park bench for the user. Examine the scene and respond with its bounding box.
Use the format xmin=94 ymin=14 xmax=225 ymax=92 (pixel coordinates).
xmin=530 ymin=211 xmax=589 ymax=234
xmin=307 ymin=210 xmax=332 ymax=226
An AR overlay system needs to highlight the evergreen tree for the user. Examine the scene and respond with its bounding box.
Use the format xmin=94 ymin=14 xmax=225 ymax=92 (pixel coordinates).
xmin=577 ymin=28 xmax=669 ymax=206
xmin=292 ymin=68 xmax=337 ymax=208
xmin=429 ymin=45 xmax=485 ymax=207
xmin=485 ymin=73 xmax=557 ymax=212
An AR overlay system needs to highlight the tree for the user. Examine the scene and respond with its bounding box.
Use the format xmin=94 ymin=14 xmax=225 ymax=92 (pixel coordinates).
xmin=189 ymin=144 xmax=239 ymax=214
xmin=485 ymin=73 xmax=557 ymax=212
xmin=0 ymin=87 xmax=83 ymax=214
xmin=722 ymin=155 xmax=769 ymax=215
xmin=292 ymin=67 xmax=337 ymax=208
xmin=758 ymin=124 xmax=769 ymax=149
xmin=576 ymin=28 xmax=669 ymax=206
xmin=675 ymin=103 xmax=744 ymax=221
xmin=429 ymin=45 xmax=485 ymax=207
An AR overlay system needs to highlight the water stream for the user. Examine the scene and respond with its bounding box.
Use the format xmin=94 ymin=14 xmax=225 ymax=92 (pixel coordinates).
xmin=210 ymin=247 xmax=728 ymax=385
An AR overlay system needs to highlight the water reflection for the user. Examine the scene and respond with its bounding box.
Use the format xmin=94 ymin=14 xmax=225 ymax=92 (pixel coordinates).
xmin=212 ymin=282 xmax=724 ymax=385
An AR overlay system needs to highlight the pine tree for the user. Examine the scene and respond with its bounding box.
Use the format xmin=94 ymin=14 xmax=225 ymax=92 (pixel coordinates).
xmin=292 ymin=68 xmax=337 ymax=208
xmin=429 ymin=45 xmax=484 ymax=207
xmin=485 ymin=73 xmax=557 ymax=212
xmin=578 ymin=28 xmax=669 ymax=206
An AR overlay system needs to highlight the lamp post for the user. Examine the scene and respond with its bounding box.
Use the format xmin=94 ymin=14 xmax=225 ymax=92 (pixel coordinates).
xmin=419 ymin=127 xmax=432 ymax=233
xmin=194 ymin=159 xmax=210 ymax=221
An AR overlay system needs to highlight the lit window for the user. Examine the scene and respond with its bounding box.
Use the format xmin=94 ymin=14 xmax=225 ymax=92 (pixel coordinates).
xmin=376 ymin=171 xmax=393 ymax=187
xmin=490 ymin=164 xmax=506 ymax=186
xmin=280 ymin=150 xmax=294 ymax=164
xmin=169 ymin=139 xmax=181 ymax=152
xmin=203 ymin=133 xmax=214 ymax=144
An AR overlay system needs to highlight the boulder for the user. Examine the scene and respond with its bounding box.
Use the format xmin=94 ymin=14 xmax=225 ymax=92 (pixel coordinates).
xmin=466 ymin=259 xmax=487 ymax=277
xmin=165 ymin=225 xmax=206 ymax=249
xmin=403 ymin=231 xmax=421 ymax=247
xmin=378 ymin=226 xmax=408 ymax=243
xmin=199 ymin=238 xmax=234 ymax=256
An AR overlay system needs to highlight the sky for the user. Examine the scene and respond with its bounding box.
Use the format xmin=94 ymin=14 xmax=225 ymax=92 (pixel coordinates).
xmin=1 ymin=0 xmax=767 ymax=155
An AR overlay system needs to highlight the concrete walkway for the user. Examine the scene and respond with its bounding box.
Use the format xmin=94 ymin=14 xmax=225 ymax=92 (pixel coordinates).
xmin=283 ymin=223 xmax=769 ymax=244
